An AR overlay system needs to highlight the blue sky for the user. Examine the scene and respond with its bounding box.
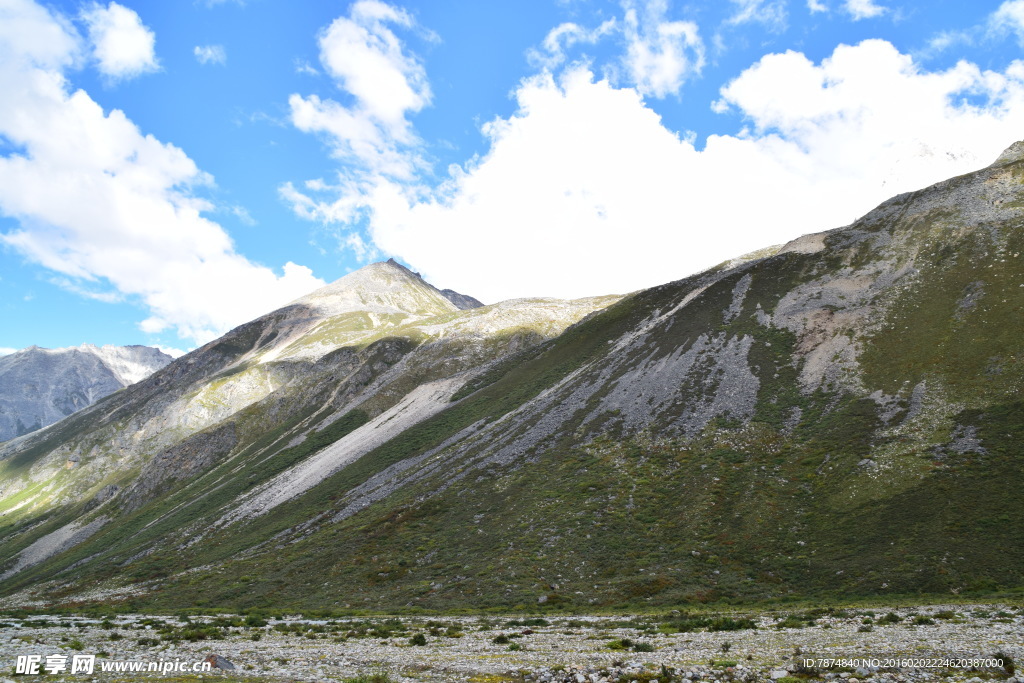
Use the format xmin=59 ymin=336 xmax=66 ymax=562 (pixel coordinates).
xmin=2 ymin=0 xmax=1023 ymax=355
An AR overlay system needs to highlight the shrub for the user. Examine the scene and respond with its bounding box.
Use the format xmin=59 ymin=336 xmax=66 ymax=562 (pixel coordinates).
xmin=633 ymin=642 xmax=655 ymax=652
xmin=877 ymin=613 xmax=901 ymax=625
xmin=408 ymin=633 xmax=427 ymax=646
xmin=994 ymin=651 xmax=1015 ymax=676
xmin=492 ymin=634 xmax=510 ymax=645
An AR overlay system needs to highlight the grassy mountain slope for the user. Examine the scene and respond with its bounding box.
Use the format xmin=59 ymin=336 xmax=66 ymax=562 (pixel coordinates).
xmin=1 ymin=146 xmax=1023 ymax=611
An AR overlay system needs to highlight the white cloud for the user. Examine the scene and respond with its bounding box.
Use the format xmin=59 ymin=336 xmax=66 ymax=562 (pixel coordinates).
xmin=727 ymin=0 xmax=788 ymax=29
xmin=990 ymin=0 xmax=1024 ymax=43
xmin=193 ymin=44 xmax=226 ymax=65
xmin=807 ymin=0 xmax=828 ymax=13
xmin=0 ymin=348 xmax=18 ymax=356
xmin=622 ymin=0 xmax=704 ymax=98
xmin=0 ymin=0 xmax=324 ymax=344
xmin=294 ymin=59 xmax=319 ymax=76
xmin=294 ymin=40 xmax=1024 ymax=304
xmin=843 ymin=0 xmax=887 ymax=20
xmin=80 ymin=1 xmax=158 ymax=80
xmin=528 ymin=19 xmax=618 ymax=71
xmin=286 ymin=0 xmax=430 ymax=182
xmin=316 ymin=0 xmax=429 ymax=132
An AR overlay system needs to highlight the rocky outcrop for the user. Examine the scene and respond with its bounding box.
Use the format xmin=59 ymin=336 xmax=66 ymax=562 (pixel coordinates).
xmin=0 ymin=345 xmax=171 ymax=442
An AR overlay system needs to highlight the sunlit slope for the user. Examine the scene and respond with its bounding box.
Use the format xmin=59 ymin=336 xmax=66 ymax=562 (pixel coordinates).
xmin=0 ymin=261 xmax=617 ymax=593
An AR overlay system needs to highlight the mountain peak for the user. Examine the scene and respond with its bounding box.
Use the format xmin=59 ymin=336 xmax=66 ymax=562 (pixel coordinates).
xmin=291 ymin=260 xmax=458 ymax=319
xmin=990 ymin=140 xmax=1024 ymax=167
xmin=291 ymin=259 xmax=483 ymax=317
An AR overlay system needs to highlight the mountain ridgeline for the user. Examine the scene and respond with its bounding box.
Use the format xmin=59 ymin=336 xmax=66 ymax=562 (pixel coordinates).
xmin=0 ymin=344 xmax=172 ymax=443
xmin=0 ymin=146 xmax=1023 ymax=611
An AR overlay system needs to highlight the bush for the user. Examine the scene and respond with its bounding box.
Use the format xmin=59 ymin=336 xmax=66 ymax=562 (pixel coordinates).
xmin=994 ymin=651 xmax=1015 ymax=676
xmin=408 ymin=633 xmax=427 ymax=646
xmin=633 ymin=642 xmax=655 ymax=652
xmin=605 ymin=638 xmax=633 ymax=651
xmin=492 ymin=634 xmax=510 ymax=645
xmin=877 ymin=613 xmax=901 ymax=625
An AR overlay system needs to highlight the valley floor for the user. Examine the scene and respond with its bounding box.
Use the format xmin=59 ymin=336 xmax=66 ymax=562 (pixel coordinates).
xmin=0 ymin=605 xmax=1020 ymax=682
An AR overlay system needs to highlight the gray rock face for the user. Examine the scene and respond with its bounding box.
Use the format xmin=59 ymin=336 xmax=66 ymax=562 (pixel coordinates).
xmin=439 ymin=288 xmax=485 ymax=310
xmin=0 ymin=345 xmax=172 ymax=442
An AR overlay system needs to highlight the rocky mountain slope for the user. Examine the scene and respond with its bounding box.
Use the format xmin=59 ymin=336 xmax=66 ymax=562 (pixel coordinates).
xmin=0 ymin=144 xmax=1022 ymax=611
xmin=0 ymin=344 xmax=172 ymax=442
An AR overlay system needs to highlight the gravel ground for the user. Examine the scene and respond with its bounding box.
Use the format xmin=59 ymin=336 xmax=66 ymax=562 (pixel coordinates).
xmin=0 ymin=604 xmax=1020 ymax=682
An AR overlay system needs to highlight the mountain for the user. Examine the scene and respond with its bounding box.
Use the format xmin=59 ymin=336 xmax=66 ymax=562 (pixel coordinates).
xmin=0 ymin=145 xmax=1022 ymax=611
xmin=0 ymin=345 xmax=172 ymax=443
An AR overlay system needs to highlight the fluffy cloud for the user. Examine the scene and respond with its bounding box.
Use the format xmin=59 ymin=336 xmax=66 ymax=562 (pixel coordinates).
xmin=286 ymin=0 xmax=430 ymax=183
xmin=80 ymin=1 xmax=158 ymax=80
xmin=0 ymin=348 xmax=17 ymax=357
xmin=0 ymin=0 xmax=324 ymax=344
xmin=622 ymin=0 xmax=704 ymax=97
xmin=296 ymin=39 xmax=1024 ymax=304
xmin=990 ymin=0 xmax=1024 ymax=43
xmin=843 ymin=0 xmax=887 ymax=20
xmin=527 ymin=1 xmax=702 ymax=98
xmin=194 ymin=44 xmax=226 ymax=65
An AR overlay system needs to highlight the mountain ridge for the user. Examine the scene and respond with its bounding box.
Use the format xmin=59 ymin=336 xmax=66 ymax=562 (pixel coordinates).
xmin=0 ymin=144 xmax=1022 ymax=610
xmin=0 ymin=344 xmax=172 ymax=443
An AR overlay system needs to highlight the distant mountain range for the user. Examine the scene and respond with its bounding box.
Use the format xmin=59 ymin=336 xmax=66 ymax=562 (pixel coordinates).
xmin=0 ymin=344 xmax=172 ymax=443
xmin=0 ymin=144 xmax=1021 ymax=610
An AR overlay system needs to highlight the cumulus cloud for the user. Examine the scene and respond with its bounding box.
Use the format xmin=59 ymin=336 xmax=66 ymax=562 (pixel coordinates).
xmin=0 ymin=0 xmax=324 ymax=344
xmin=807 ymin=0 xmax=828 ymax=13
xmin=80 ymin=1 xmax=158 ymax=80
xmin=282 ymin=0 xmax=434 ymax=249
xmin=194 ymin=44 xmax=226 ymax=65
xmin=843 ymin=0 xmax=887 ymax=20
xmin=291 ymin=38 xmax=1024 ymax=304
xmin=622 ymin=0 xmax=704 ymax=98
xmin=0 ymin=348 xmax=18 ymax=357
xmin=288 ymin=0 xmax=430 ymax=172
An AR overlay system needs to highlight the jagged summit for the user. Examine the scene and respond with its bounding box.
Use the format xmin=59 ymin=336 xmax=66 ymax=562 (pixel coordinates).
xmin=0 ymin=344 xmax=171 ymax=441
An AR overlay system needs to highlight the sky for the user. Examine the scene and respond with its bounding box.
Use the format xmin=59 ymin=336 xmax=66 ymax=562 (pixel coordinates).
xmin=2 ymin=0 xmax=1024 ymax=356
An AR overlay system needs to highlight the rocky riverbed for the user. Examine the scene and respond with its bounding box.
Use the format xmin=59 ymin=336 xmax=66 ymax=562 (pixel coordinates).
xmin=0 ymin=604 xmax=1020 ymax=682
